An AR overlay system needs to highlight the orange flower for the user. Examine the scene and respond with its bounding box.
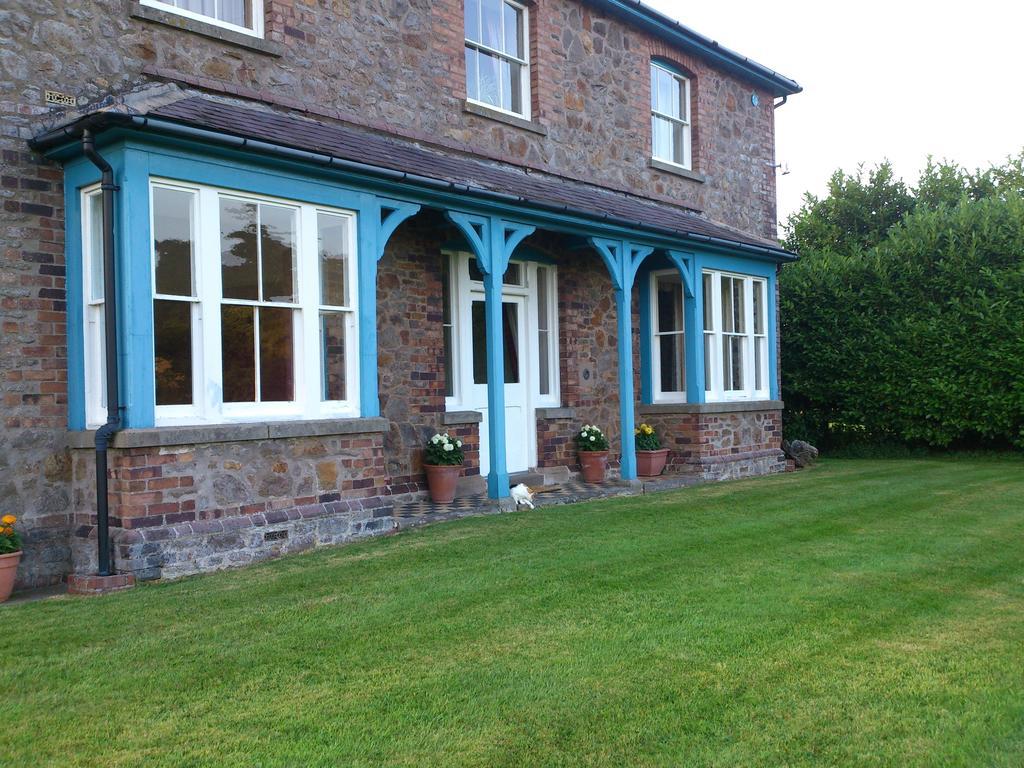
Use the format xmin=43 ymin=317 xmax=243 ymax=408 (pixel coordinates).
xmin=0 ymin=515 xmax=15 ymax=526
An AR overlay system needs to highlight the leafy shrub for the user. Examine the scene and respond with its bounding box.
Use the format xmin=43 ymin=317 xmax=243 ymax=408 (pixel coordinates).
xmin=780 ymin=157 xmax=1024 ymax=450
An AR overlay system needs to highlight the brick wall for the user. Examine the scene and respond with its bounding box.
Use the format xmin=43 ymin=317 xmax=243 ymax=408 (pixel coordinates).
xmin=641 ymin=407 xmax=786 ymax=481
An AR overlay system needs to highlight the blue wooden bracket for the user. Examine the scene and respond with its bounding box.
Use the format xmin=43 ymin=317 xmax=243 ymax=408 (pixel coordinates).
xmin=445 ymin=211 xmax=536 ymax=499
xmin=377 ymin=199 xmax=421 ymax=260
xmin=359 ymin=196 xmax=421 ymax=417
xmin=666 ymin=249 xmax=696 ymax=298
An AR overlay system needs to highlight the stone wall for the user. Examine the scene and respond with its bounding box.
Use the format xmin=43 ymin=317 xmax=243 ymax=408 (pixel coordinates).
xmin=69 ymin=420 xmax=393 ymax=579
xmin=639 ymin=404 xmax=786 ymax=481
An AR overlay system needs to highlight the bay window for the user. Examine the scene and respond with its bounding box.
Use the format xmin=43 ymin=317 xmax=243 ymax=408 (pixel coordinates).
xmin=702 ymin=270 xmax=769 ymax=401
xmin=465 ymin=0 xmax=530 ymax=118
xmin=82 ymin=181 xmax=359 ymax=428
xmin=651 ymin=61 xmax=692 ymax=170
xmin=140 ymin=0 xmax=264 ymax=36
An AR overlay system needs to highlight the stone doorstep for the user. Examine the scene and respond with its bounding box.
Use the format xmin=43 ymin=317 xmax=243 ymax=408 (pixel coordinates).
xmin=66 ymin=572 xmax=136 ymax=596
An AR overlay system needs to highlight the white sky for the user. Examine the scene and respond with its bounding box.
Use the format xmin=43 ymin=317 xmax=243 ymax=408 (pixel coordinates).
xmin=642 ymin=0 xmax=1024 ymax=229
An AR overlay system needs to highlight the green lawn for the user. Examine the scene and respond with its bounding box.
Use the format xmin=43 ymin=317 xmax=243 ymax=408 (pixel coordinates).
xmin=3 ymin=459 xmax=1024 ymax=767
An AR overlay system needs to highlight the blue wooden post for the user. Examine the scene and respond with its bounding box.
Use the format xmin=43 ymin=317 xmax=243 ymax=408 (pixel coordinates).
xmin=589 ymin=238 xmax=652 ymax=482
xmin=446 ymin=212 xmax=534 ymax=499
xmin=357 ymin=197 xmax=420 ymax=417
xmin=667 ymin=250 xmax=704 ymax=404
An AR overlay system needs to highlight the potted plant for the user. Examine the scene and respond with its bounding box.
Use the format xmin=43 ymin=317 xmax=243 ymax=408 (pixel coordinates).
xmin=423 ymin=432 xmax=465 ymax=503
xmin=575 ymin=424 xmax=610 ymax=483
xmin=635 ymin=423 xmax=670 ymax=477
xmin=0 ymin=514 xmax=22 ymax=603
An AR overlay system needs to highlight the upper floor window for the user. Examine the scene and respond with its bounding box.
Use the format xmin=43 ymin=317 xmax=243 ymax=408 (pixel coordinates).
xmin=140 ymin=0 xmax=264 ymax=36
xmin=464 ymin=0 xmax=530 ymax=118
xmin=702 ymin=270 xmax=769 ymax=401
xmin=651 ymin=61 xmax=692 ymax=170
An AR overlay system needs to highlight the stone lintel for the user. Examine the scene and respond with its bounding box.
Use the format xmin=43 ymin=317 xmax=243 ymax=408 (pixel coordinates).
xmin=67 ymin=417 xmax=389 ymax=450
xmin=639 ymin=400 xmax=784 ymax=416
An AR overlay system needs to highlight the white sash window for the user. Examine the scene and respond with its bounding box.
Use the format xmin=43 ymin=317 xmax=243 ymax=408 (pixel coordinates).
xmin=702 ymin=270 xmax=769 ymax=401
xmin=80 ymin=180 xmax=361 ymax=427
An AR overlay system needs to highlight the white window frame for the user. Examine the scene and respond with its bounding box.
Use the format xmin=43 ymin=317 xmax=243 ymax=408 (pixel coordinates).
xmin=464 ymin=0 xmax=532 ymax=120
xmin=140 ymin=0 xmax=264 ymax=37
xmin=140 ymin=179 xmax=360 ymax=427
xmin=82 ymin=186 xmax=107 ymax=428
xmin=702 ymin=269 xmax=770 ymax=403
xmin=649 ymin=269 xmax=686 ymax=403
xmin=650 ymin=61 xmax=692 ymax=170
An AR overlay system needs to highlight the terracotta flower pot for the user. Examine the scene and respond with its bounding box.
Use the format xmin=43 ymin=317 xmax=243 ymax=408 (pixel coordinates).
xmin=0 ymin=551 xmax=22 ymax=603
xmin=636 ymin=448 xmax=670 ymax=478
xmin=578 ymin=450 xmax=609 ymax=483
xmin=424 ymin=464 xmax=462 ymax=503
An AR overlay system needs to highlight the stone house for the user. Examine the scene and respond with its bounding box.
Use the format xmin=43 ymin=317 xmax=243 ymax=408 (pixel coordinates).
xmin=1 ymin=0 xmax=800 ymax=590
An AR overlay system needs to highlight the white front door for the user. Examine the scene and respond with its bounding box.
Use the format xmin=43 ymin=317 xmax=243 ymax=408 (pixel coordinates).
xmin=466 ymin=292 xmax=529 ymax=475
xmin=445 ymin=253 xmax=559 ymax=479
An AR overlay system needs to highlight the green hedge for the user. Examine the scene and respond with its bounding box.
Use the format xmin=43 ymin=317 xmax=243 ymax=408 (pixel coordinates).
xmin=781 ymin=194 xmax=1024 ymax=449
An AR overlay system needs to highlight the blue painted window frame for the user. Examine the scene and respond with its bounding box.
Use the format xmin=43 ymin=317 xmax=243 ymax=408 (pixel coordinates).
xmin=638 ymin=249 xmax=779 ymax=405
xmin=63 ymin=136 xmax=396 ymax=430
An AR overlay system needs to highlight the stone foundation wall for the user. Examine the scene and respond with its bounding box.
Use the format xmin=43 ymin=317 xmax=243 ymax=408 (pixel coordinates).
xmin=639 ymin=404 xmax=785 ymax=481
xmin=69 ymin=419 xmax=392 ymax=579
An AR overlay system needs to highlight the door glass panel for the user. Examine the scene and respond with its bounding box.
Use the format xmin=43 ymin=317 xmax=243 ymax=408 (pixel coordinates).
xmin=472 ymin=301 xmax=487 ymax=384
xmin=442 ymin=257 xmax=454 ymax=397
xmin=471 ymin=300 xmax=520 ymax=384
xmin=502 ymin=301 xmax=520 ymax=383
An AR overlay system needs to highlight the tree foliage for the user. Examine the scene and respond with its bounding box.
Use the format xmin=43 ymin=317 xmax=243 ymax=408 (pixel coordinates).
xmin=780 ymin=154 xmax=1024 ymax=449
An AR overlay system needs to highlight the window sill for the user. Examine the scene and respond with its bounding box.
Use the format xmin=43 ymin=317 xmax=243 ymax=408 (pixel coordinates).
xmin=67 ymin=416 xmax=388 ymax=449
xmin=442 ymin=410 xmax=483 ymax=426
xmin=128 ymin=1 xmax=283 ymax=56
xmin=462 ymin=100 xmax=548 ymax=136
xmin=648 ymin=158 xmax=707 ymax=184
xmin=536 ymin=407 xmax=576 ymax=420
xmin=639 ymin=400 xmax=783 ymax=415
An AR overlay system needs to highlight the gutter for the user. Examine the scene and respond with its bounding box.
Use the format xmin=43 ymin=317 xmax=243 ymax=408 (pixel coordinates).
xmin=80 ymin=129 xmax=121 ymax=578
xmin=30 ymin=113 xmax=797 ymax=262
xmin=586 ymin=0 xmax=802 ymax=97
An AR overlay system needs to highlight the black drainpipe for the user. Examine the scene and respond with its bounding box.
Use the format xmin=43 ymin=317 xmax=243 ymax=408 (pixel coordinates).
xmin=81 ymin=130 xmax=120 ymax=577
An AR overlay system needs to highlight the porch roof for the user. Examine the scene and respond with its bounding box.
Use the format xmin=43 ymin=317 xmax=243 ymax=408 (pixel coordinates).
xmin=31 ymin=96 xmax=796 ymax=261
